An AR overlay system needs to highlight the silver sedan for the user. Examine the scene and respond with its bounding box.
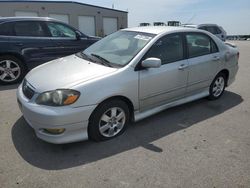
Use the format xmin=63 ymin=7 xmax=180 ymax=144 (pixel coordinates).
xmin=17 ymin=26 xmax=239 ymax=144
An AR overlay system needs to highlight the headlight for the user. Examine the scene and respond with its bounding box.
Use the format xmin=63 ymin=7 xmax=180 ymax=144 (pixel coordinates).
xmin=36 ymin=89 xmax=80 ymax=106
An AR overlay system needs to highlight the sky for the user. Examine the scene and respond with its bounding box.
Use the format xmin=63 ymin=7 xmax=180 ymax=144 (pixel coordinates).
xmin=20 ymin=0 xmax=250 ymax=35
xmin=70 ymin=0 xmax=250 ymax=35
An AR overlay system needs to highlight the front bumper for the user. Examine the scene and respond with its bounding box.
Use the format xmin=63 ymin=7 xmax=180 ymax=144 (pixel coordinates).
xmin=17 ymin=85 xmax=97 ymax=144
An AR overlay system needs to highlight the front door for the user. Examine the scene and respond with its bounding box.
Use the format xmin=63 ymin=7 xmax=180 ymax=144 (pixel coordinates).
xmin=139 ymin=33 xmax=188 ymax=111
xmin=45 ymin=22 xmax=85 ymax=58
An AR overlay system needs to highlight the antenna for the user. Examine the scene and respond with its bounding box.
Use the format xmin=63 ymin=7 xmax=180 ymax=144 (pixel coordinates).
xmin=184 ymin=13 xmax=196 ymax=24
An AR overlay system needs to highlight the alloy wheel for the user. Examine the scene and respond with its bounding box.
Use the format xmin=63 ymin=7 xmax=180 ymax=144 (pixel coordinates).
xmin=99 ymin=107 xmax=126 ymax=138
xmin=212 ymin=76 xmax=225 ymax=97
xmin=0 ymin=60 xmax=21 ymax=82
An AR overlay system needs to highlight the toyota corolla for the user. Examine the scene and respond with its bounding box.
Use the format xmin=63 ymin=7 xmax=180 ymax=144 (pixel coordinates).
xmin=17 ymin=26 xmax=239 ymax=144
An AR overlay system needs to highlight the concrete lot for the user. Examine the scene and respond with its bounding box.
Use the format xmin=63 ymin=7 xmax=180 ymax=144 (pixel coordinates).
xmin=0 ymin=41 xmax=250 ymax=188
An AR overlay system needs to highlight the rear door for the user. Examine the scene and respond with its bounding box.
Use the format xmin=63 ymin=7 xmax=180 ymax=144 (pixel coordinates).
xmin=139 ymin=33 xmax=188 ymax=111
xmin=9 ymin=21 xmax=56 ymax=68
xmin=185 ymin=32 xmax=221 ymax=94
xmin=0 ymin=22 xmax=13 ymax=55
xmin=45 ymin=22 xmax=89 ymax=57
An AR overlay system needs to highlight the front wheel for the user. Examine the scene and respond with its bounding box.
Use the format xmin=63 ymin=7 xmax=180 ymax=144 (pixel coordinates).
xmin=208 ymin=73 xmax=226 ymax=100
xmin=88 ymin=100 xmax=130 ymax=142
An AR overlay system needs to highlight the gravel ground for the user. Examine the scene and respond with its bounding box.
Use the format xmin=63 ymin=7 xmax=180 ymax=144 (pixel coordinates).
xmin=0 ymin=41 xmax=250 ymax=188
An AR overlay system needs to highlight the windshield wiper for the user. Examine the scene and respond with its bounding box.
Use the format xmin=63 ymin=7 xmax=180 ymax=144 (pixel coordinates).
xmin=78 ymin=51 xmax=93 ymax=61
xmin=91 ymin=53 xmax=113 ymax=67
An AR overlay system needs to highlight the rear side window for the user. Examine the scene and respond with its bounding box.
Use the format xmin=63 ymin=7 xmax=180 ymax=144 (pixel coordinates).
xmin=206 ymin=26 xmax=221 ymax=34
xmin=14 ymin=21 xmax=46 ymax=37
xmin=0 ymin=22 xmax=14 ymax=36
xmin=214 ymin=27 xmax=222 ymax=34
xmin=186 ymin=33 xmax=218 ymax=58
xmin=144 ymin=34 xmax=184 ymax=65
xmin=199 ymin=26 xmax=208 ymax=31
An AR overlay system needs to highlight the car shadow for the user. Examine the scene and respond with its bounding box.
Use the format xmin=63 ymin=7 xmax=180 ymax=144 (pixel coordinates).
xmin=0 ymin=84 xmax=19 ymax=91
xmin=11 ymin=91 xmax=243 ymax=170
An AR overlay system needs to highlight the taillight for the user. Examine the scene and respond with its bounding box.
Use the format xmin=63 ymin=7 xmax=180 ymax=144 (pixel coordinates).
xmin=237 ymin=52 xmax=240 ymax=61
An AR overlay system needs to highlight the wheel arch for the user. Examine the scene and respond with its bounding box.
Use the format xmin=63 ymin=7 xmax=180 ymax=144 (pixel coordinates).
xmin=90 ymin=95 xmax=135 ymax=122
xmin=217 ymin=69 xmax=229 ymax=86
xmin=0 ymin=52 xmax=27 ymax=70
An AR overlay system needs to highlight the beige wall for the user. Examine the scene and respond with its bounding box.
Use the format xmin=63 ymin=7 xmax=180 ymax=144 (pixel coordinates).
xmin=0 ymin=2 xmax=128 ymax=37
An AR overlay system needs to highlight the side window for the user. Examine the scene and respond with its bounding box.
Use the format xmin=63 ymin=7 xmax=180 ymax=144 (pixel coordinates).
xmin=206 ymin=26 xmax=221 ymax=35
xmin=199 ymin=26 xmax=207 ymax=31
xmin=211 ymin=39 xmax=219 ymax=53
xmin=144 ymin=34 xmax=184 ymax=65
xmin=214 ymin=27 xmax=222 ymax=34
xmin=0 ymin=22 xmax=14 ymax=36
xmin=14 ymin=21 xmax=46 ymax=37
xmin=186 ymin=33 xmax=218 ymax=58
xmin=47 ymin=22 xmax=76 ymax=38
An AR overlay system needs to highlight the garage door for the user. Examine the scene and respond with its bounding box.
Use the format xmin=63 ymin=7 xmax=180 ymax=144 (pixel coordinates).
xmin=15 ymin=11 xmax=38 ymax=17
xmin=103 ymin=17 xmax=118 ymax=36
xmin=49 ymin=14 xmax=69 ymax=24
xmin=78 ymin=16 xmax=96 ymax=36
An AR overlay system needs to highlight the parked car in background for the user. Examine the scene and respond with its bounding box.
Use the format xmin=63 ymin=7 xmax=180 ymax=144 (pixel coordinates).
xmin=17 ymin=26 xmax=239 ymax=144
xmin=139 ymin=23 xmax=151 ymax=27
xmin=183 ymin=24 xmax=227 ymax=42
xmin=0 ymin=17 xmax=99 ymax=85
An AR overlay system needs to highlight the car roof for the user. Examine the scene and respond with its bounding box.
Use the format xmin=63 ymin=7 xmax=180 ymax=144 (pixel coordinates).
xmin=183 ymin=23 xmax=219 ymax=28
xmin=0 ymin=17 xmax=59 ymax=23
xmin=182 ymin=24 xmax=198 ymax=28
xmin=123 ymin=26 xmax=198 ymax=35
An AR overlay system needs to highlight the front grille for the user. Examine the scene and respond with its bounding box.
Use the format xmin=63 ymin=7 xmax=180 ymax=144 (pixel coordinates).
xmin=22 ymin=79 xmax=35 ymax=100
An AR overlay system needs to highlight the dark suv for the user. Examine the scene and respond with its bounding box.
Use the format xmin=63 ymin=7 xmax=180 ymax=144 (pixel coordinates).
xmin=0 ymin=17 xmax=99 ymax=84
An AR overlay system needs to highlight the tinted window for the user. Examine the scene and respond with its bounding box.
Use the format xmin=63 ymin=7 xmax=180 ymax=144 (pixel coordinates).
xmin=14 ymin=21 xmax=46 ymax=37
xmin=186 ymin=33 xmax=218 ymax=58
xmin=199 ymin=26 xmax=208 ymax=31
xmin=211 ymin=39 xmax=219 ymax=53
xmin=206 ymin=26 xmax=221 ymax=34
xmin=0 ymin=22 xmax=13 ymax=36
xmin=214 ymin=27 xmax=222 ymax=34
xmin=144 ymin=34 xmax=184 ymax=65
xmin=47 ymin=22 xmax=76 ymax=38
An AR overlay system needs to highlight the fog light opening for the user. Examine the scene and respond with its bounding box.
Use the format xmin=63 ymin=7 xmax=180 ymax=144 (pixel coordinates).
xmin=43 ymin=128 xmax=65 ymax=135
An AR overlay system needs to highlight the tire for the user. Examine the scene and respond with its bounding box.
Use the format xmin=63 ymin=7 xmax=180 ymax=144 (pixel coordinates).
xmin=88 ymin=99 xmax=130 ymax=142
xmin=0 ymin=55 xmax=26 ymax=85
xmin=208 ymin=73 xmax=226 ymax=100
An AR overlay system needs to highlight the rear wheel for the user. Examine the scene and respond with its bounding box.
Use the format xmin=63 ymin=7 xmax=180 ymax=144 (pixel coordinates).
xmin=208 ymin=73 xmax=226 ymax=100
xmin=88 ymin=100 xmax=130 ymax=142
xmin=0 ymin=56 xmax=26 ymax=85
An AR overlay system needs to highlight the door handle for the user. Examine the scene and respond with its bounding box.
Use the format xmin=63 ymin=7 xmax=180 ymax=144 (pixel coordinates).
xmin=15 ymin=43 xmax=23 ymax=46
xmin=212 ymin=56 xmax=220 ymax=61
xmin=178 ymin=64 xmax=188 ymax=70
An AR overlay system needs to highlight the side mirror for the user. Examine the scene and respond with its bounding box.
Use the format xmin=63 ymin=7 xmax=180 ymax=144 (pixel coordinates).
xmin=141 ymin=58 xmax=161 ymax=69
xmin=75 ymin=31 xmax=82 ymax=40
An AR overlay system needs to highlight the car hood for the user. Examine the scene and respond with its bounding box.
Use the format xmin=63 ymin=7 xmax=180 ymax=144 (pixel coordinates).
xmin=25 ymin=55 xmax=118 ymax=92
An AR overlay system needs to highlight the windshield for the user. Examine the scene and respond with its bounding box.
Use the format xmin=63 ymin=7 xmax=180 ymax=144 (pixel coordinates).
xmin=83 ymin=30 xmax=155 ymax=67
